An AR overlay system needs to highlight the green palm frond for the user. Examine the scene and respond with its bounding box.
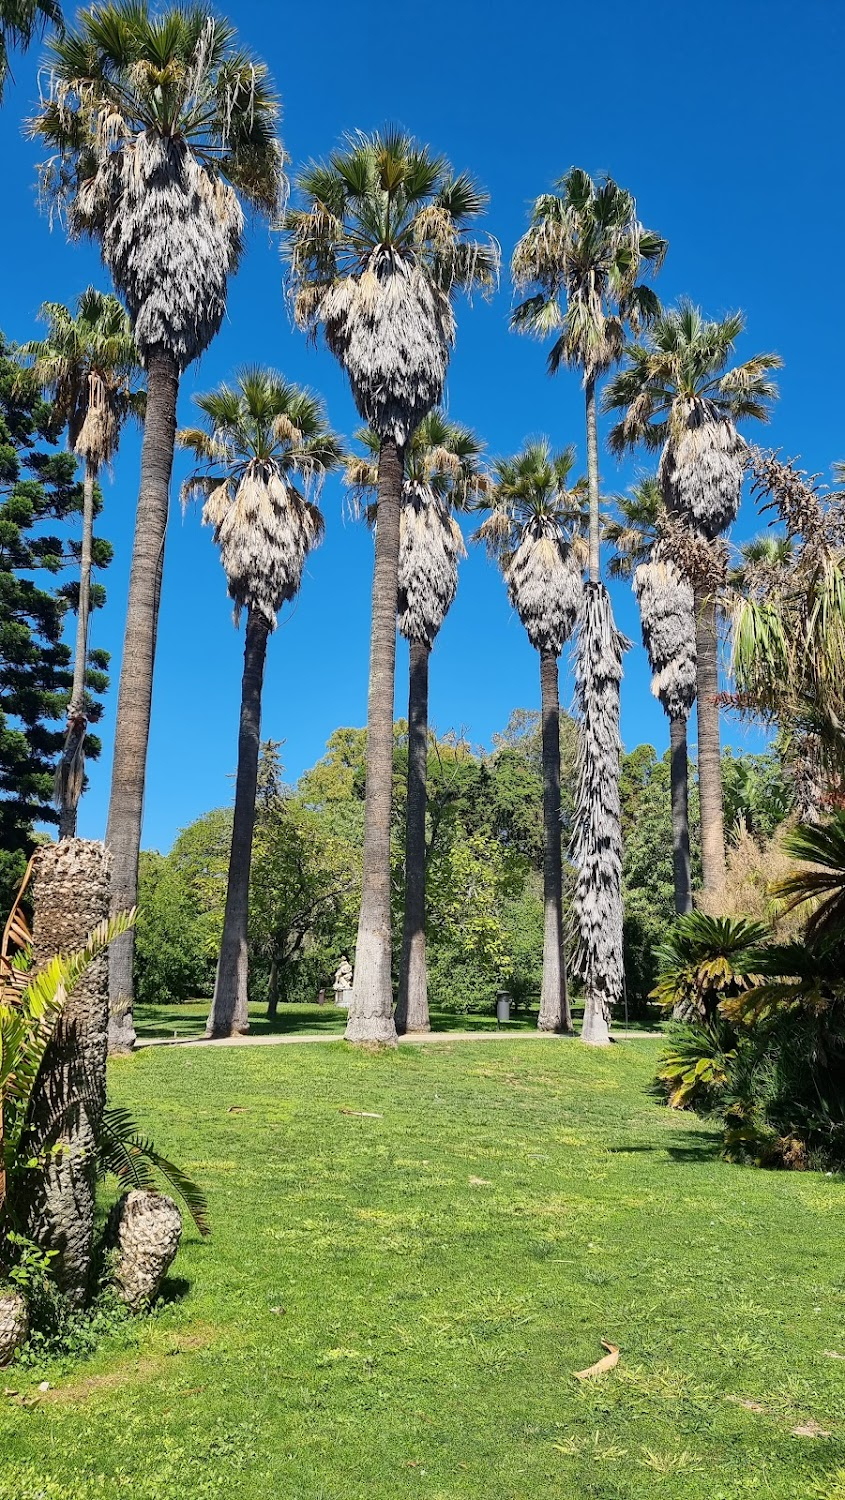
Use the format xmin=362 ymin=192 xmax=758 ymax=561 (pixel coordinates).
xmin=773 ymin=814 xmax=845 ymax=941
xmin=98 ymin=1105 xmax=210 ymax=1236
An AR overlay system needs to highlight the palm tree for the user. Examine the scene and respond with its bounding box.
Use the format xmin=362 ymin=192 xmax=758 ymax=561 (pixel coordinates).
xmin=286 ymin=129 xmax=497 ymax=1044
xmin=604 ymin=302 xmax=781 ymax=893
xmin=346 ymin=411 xmax=485 ymax=1034
xmin=0 ymin=0 xmax=61 ymax=99
xmin=511 ymin=168 xmax=666 ymax=1044
xmin=180 ymin=369 xmax=343 ymax=1038
xmin=21 ymin=289 xmax=144 ymax=838
xmin=605 ymin=478 xmax=696 ymax=913
xmin=475 ymin=441 xmax=585 ymax=1034
xmin=32 ymin=1 xmax=284 ymax=1050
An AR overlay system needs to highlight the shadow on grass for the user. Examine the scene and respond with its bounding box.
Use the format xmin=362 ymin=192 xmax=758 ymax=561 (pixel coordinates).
xmin=607 ymin=1130 xmax=723 ymax=1164
xmin=157 ymin=1276 xmax=193 ymax=1307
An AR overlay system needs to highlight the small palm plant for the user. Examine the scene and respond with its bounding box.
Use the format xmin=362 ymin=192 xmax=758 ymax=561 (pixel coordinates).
xmin=511 ymin=168 xmax=666 ymax=1045
xmin=286 ymin=129 xmax=497 ymax=1043
xmin=346 ymin=411 xmax=486 ymax=1034
xmin=180 ymin=369 xmax=344 ymax=1037
xmin=604 ymin=302 xmax=781 ymax=893
xmin=32 ymin=0 xmax=284 ymax=1049
xmin=605 ymin=478 xmax=696 ymax=913
xmin=21 ymin=289 xmax=144 ymax=837
xmin=475 ymin=441 xmax=586 ymax=1034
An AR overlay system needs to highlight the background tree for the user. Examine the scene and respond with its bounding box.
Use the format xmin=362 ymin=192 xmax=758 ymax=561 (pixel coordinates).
xmin=605 ymin=302 xmax=781 ymax=893
xmin=606 ymin=477 xmax=696 ymax=912
xmin=475 ymin=441 xmax=585 ymax=1033
xmin=0 ymin=334 xmax=106 ymax=912
xmin=21 ymin=288 xmax=143 ymax=837
xmin=346 ymin=411 xmax=485 ymax=1034
xmin=286 ymin=129 xmax=497 ymax=1044
xmin=33 ymin=0 xmax=284 ymax=1049
xmin=180 ymin=368 xmax=342 ymax=1037
xmin=0 ymin=0 xmax=61 ymax=99
xmin=511 ymin=167 xmax=665 ymax=1043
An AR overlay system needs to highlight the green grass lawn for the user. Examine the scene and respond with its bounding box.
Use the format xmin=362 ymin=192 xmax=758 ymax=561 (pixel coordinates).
xmin=133 ymin=997 xmax=659 ymax=1041
xmin=2 ymin=1038 xmax=843 ymax=1499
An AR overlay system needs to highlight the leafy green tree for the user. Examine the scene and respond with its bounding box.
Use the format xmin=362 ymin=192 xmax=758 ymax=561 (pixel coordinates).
xmin=32 ymin=0 xmax=284 ymax=1047
xmin=21 ymin=289 xmax=142 ymax=836
xmin=476 ymin=442 xmax=586 ymax=1033
xmin=134 ymin=809 xmax=232 ymax=1007
xmin=0 ymin=335 xmax=104 ymax=912
xmin=511 ymin=168 xmax=666 ymax=1045
xmin=180 ymin=368 xmax=343 ymax=1037
xmin=605 ymin=302 xmax=781 ymax=893
xmin=286 ymin=129 xmax=496 ymax=1044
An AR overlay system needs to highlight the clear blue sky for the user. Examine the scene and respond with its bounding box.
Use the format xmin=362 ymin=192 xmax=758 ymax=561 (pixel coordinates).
xmin=1 ymin=0 xmax=842 ymax=852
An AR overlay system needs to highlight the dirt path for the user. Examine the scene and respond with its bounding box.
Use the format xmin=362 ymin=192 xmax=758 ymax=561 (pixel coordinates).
xmin=136 ymin=1028 xmax=662 ymax=1051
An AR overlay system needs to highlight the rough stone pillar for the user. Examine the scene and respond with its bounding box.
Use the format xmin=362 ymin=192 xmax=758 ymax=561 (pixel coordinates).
xmin=21 ymin=840 xmax=111 ymax=1304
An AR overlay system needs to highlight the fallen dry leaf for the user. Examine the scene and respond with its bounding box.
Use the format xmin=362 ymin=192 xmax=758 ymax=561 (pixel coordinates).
xmin=824 ymin=1351 xmax=845 ymax=1360
xmin=468 ymin=1176 xmax=492 ymax=1186
xmin=227 ymin=1106 xmax=248 ymax=1114
xmin=727 ymin=1395 xmax=769 ymax=1414
xmin=338 ymin=1108 xmax=383 ymax=1118
xmin=573 ymin=1341 xmax=620 ymax=1381
xmin=792 ymin=1420 xmax=831 ymax=1438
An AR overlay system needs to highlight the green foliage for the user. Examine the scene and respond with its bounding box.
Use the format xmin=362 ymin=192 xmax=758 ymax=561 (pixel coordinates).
xmin=651 ymin=913 xmax=768 ymax=1020
xmin=98 ymin=1106 xmax=209 ymax=1237
xmin=0 ymin=334 xmax=106 ymax=899
xmin=774 ymin=812 xmax=845 ymax=941
xmin=134 ymin=811 xmax=232 ymax=1005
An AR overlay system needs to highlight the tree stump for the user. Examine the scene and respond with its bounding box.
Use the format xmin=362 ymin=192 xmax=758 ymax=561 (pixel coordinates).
xmin=109 ymin=1191 xmax=182 ymax=1311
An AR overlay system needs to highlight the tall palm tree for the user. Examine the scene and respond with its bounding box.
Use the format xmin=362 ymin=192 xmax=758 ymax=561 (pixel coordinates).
xmin=604 ymin=302 xmax=781 ymax=894
xmin=21 ymin=289 xmax=144 ymax=838
xmin=475 ymin=441 xmax=585 ymax=1034
xmin=605 ymin=478 xmax=696 ymax=912
xmin=0 ymin=0 xmax=61 ymax=99
xmin=346 ymin=411 xmax=485 ymax=1034
xmin=511 ymin=168 xmax=666 ymax=1044
xmin=32 ymin=1 xmax=284 ymax=1050
xmin=180 ymin=369 xmax=343 ymax=1038
xmin=286 ymin=129 xmax=497 ymax=1044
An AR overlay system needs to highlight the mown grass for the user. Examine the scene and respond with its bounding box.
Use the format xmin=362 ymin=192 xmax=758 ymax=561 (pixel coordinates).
xmin=1 ymin=1038 xmax=843 ymax=1499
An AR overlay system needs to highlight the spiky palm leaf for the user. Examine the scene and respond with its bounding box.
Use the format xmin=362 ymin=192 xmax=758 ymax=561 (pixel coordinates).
xmin=651 ymin=912 xmax=769 ymax=1019
xmin=286 ymin=130 xmax=497 ymax=444
xmin=0 ymin=0 xmax=61 ymax=99
xmin=773 ymin=815 xmax=845 ymax=942
xmin=98 ymin=1106 xmax=209 ymax=1237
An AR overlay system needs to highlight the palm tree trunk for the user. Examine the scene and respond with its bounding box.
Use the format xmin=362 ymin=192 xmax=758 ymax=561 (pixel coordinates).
xmin=669 ymin=713 xmax=692 ymax=914
xmin=267 ymin=956 xmax=279 ymax=1020
xmin=695 ymin=589 xmax=726 ymax=892
xmin=346 ymin=437 xmax=401 ymax=1045
xmin=538 ymin=649 xmax=571 ymax=1033
xmin=58 ymin=459 xmax=96 ymax=841
xmin=396 ymin=638 xmax=430 ymax=1035
xmin=106 ymin=349 xmax=178 ymax=1053
xmin=585 ymin=376 xmax=600 ymax=584
xmin=207 ymin=607 xmax=269 ymax=1038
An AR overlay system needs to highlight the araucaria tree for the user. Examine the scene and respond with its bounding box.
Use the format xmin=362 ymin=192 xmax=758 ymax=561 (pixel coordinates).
xmin=512 ymin=167 xmax=665 ymax=1043
xmin=606 ymin=478 xmax=696 ymax=913
xmin=33 ymin=1 xmax=284 ymax=1049
xmin=346 ymin=411 xmax=484 ymax=1034
xmin=180 ymin=369 xmax=343 ymax=1038
xmin=286 ymin=129 xmax=497 ymax=1044
xmin=22 ymin=289 xmax=143 ymax=838
xmin=476 ymin=441 xmax=584 ymax=1033
xmin=604 ymin=302 xmax=780 ymax=893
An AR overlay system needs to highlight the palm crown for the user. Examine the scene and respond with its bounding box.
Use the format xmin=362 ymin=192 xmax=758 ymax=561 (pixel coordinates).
xmin=21 ymin=287 xmax=143 ymax=466
xmin=32 ymin=2 xmax=284 ymax=369
xmin=511 ymin=168 xmax=666 ymax=378
xmin=346 ymin=411 xmax=485 ymax=648
xmin=180 ymin=368 xmax=344 ymax=626
xmin=604 ymin=477 xmax=663 ymax=577
xmin=285 ymin=129 xmax=498 ymax=444
xmin=0 ymin=0 xmax=62 ymax=98
xmin=475 ymin=441 xmax=586 ymax=656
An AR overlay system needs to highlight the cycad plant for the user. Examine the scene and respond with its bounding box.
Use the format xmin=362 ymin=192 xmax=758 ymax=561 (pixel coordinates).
xmin=286 ymin=129 xmax=497 ymax=1043
xmin=21 ymin=289 xmax=144 ymax=838
xmin=511 ymin=168 xmax=665 ymax=1043
xmin=180 ymin=369 xmax=343 ymax=1038
xmin=346 ymin=411 xmax=485 ymax=1034
xmin=605 ymin=478 xmax=696 ymax=912
xmin=475 ymin=442 xmax=585 ymax=1033
xmin=605 ymin=302 xmax=781 ymax=893
xmin=32 ymin=0 xmax=284 ymax=1049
